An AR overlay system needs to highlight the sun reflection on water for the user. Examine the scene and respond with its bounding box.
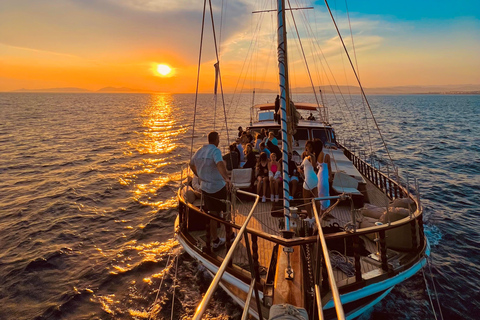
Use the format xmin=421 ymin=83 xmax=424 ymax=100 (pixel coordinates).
xmin=121 ymin=94 xmax=188 ymax=211
xmin=95 ymin=239 xmax=180 ymax=316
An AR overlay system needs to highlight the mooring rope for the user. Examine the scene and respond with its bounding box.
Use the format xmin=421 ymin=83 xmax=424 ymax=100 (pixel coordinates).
xmin=170 ymin=252 xmax=180 ymax=320
xmin=427 ymin=256 xmax=444 ymax=320
xmin=422 ymin=268 xmax=440 ymax=320
xmin=148 ymin=252 xmax=172 ymax=320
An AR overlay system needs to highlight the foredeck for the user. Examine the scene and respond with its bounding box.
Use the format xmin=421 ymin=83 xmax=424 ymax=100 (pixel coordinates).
xmin=188 ymin=177 xmax=397 ymax=286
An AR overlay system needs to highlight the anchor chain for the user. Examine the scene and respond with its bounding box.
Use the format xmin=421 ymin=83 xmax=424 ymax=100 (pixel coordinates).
xmin=302 ymin=224 xmax=315 ymax=295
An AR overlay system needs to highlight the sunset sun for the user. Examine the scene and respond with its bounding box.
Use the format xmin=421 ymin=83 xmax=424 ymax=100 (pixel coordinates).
xmin=156 ymin=64 xmax=172 ymax=76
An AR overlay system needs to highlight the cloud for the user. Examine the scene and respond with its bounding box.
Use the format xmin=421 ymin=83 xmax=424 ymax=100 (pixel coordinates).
xmin=0 ymin=0 xmax=478 ymax=91
xmin=0 ymin=0 xmax=251 ymax=64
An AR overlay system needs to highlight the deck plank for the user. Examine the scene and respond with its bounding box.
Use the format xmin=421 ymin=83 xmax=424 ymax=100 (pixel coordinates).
xmin=187 ymin=176 xmax=388 ymax=286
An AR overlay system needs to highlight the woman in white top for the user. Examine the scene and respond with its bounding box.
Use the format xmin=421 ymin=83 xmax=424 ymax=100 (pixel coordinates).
xmin=314 ymin=139 xmax=332 ymax=211
xmin=300 ymin=140 xmax=318 ymax=218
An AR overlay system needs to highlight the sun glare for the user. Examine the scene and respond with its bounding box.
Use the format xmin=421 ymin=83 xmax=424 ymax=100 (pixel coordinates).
xmin=156 ymin=64 xmax=172 ymax=76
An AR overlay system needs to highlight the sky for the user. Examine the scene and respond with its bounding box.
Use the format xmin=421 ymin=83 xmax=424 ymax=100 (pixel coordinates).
xmin=0 ymin=0 xmax=479 ymax=93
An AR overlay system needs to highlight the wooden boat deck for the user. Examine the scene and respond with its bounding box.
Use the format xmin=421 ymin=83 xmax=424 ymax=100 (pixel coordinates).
xmin=188 ymin=178 xmax=395 ymax=286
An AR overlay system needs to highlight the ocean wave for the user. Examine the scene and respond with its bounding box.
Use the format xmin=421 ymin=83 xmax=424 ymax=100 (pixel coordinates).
xmin=1 ymin=93 xmax=478 ymax=320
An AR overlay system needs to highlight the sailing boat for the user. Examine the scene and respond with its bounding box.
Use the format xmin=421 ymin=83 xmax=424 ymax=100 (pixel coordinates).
xmin=176 ymin=1 xmax=429 ymax=319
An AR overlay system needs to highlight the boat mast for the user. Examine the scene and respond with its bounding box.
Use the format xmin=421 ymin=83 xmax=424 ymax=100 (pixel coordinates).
xmin=277 ymin=0 xmax=291 ymax=228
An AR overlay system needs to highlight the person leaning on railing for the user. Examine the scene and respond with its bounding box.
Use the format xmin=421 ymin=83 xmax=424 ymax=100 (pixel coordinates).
xmin=190 ymin=131 xmax=233 ymax=250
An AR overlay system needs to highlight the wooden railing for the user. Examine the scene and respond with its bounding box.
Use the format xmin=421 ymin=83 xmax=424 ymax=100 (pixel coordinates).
xmin=192 ymin=190 xmax=263 ymax=320
xmin=341 ymin=144 xmax=410 ymax=201
xmin=312 ymin=200 xmax=346 ymax=320
xmin=177 ymin=145 xmax=427 ymax=315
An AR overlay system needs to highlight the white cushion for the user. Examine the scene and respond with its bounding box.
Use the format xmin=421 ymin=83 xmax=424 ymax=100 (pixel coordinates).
xmin=333 ymin=186 xmax=362 ymax=195
xmin=231 ymin=168 xmax=252 ymax=188
xmin=332 ymin=172 xmax=362 ymax=196
xmin=360 ymin=203 xmax=386 ymax=219
xmin=390 ymin=197 xmax=415 ymax=211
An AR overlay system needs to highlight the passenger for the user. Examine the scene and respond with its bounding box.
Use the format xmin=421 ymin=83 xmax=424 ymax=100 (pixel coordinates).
xmin=236 ymin=138 xmax=245 ymax=163
xmin=254 ymin=133 xmax=263 ymax=151
xmin=223 ymin=143 xmax=240 ymax=171
xmin=260 ymin=128 xmax=267 ymax=140
xmin=300 ymin=140 xmax=318 ymax=218
xmin=267 ymin=131 xmax=278 ymax=146
xmin=184 ymin=175 xmax=202 ymax=203
xmin=190 ymin=131 xmax=232 ymax=250
xmin=259 ymin=141 xmax=271 ymax=158
xmin=243 ymin=143 xmax=257 ymax=169
xmin=287 ymin=152 xmax=299 ymax=201
xmin=267 ymin=140 xmax=282 ymax=160
xmin=237 ymin=126 xmax=243 ymax=138
xmin=307 ymin=113 xmax=315 ymax=120
xmin=269 ymin=152 xmax=282 ymax=202
xmin=246 ymin=133 xmax=254 ymax=144
xmin=256 ymin=152 xmax=270 ymax=202
xmin=314 ymin=139 xmax=332 ymax=212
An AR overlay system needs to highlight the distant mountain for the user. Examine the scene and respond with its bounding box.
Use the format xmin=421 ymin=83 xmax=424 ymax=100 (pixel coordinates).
xmin=292 ymin=84 xmax=480 ymax=95
xmin=96 ymin=87 xmax=152 ymax=93
xmin=12 ymin=87 xmax=91 ymax=93
xmin=8 ymin=86 xmax=153 ymax=93
xmin=7 ymin=84 xmax=480 ymax=94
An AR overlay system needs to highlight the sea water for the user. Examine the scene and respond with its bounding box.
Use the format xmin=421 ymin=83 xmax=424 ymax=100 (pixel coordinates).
xmin=0 ymin=93 xmax=478 ymax=319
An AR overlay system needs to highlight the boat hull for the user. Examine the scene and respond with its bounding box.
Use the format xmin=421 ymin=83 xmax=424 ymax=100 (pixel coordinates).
xmin=175 ymin=215 xmax=430 ymax=319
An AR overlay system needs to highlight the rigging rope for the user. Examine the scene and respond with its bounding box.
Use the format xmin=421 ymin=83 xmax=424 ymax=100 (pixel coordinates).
xmin=217 ymin=1 xmax=268 ymax=135
xmin=343 ymin=0 xmax=374 ymax=159
xmin=208 ymin=0 xmax=230 ymax=143
xmin=189 ymin=0 xmax=208 ymax=166
xmin=323 ymin=0 xmax=394 ymax=167
xmin=286 ymin=0 xmax=322 ymax=112
xmin=294 ymin=2 xmax=370 ymax=151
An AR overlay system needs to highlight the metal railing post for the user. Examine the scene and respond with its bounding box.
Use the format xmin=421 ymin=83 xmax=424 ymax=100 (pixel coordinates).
xmin=193 ymin=191 xmax=261 ymax=320
xmin=312 ymin=200 xmax=346 ymax=320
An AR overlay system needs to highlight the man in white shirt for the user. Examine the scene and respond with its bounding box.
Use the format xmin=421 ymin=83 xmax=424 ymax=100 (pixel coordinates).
xmin=190 ymin=132 xmax=232 ymax=250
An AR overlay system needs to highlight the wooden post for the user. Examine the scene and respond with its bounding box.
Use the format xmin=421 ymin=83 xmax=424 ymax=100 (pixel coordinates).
xmin=353 ymin=236 xmax=362 ymax=282
xmin=410 ymin=219 xmax=418 ymax=250
xmin=205 ymin=218 xmax=212 ymax=254
xmin=379 ymin=230 xmax=388 ymax=272
xmin=389 ymin=180 xmax=394 ymax=199
xmin=321 ymin=254 xmax=329 ymax=292
xmin=243 ymin=232 xmax=263 ymax=318
xmin=252 ymin=234 xmax=261 ymax=283
xmin=418 ymin=217 xmax=425 ymax=250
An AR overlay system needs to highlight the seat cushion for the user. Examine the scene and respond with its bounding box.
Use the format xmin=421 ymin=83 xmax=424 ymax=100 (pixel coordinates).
xmin=360 ymin=203 xmax=386 ymax=219
xmin=332 ymin=186 xmax=362 ymax=195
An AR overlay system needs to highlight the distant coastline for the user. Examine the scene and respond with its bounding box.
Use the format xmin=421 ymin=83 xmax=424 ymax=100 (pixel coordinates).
xmin=8 ymin=87 xmax=154 ymax=94
xmin=3 ymin=84 xmax=480 ymax=95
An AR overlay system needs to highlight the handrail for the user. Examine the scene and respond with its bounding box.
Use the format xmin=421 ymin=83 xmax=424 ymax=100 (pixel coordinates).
xmin=315 ymin=284 xmax=324 ymax=320
xmin=312 ymin=199 xmax=346 ymax=320
xmin=241 ymin=279 xmax=256 ymax=320
xmin=178 ymin=187 xmax=423 ymax=246
xmin=193 ymin=190 xmax=261 ymax=320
